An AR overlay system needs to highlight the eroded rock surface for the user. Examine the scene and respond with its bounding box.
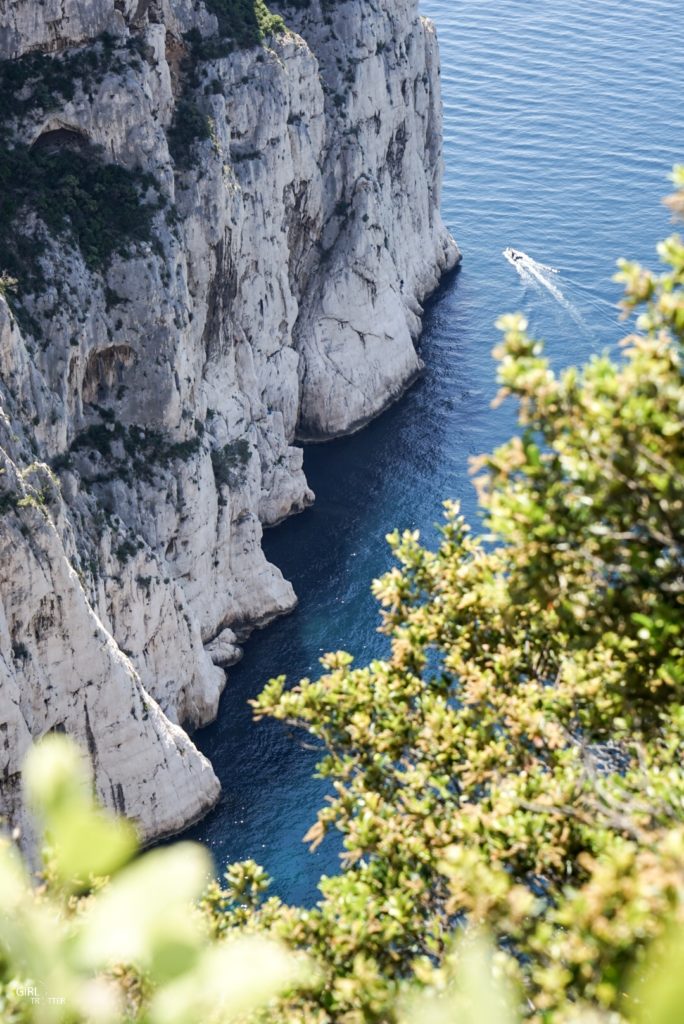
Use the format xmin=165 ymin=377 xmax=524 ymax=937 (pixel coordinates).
xmin=0 ymin=0 xmax=458 ymax=842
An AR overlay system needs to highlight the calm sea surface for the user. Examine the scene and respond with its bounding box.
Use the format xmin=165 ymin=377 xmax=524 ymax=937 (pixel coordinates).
xmin=187 ymin=0 xmax=684 ymax=904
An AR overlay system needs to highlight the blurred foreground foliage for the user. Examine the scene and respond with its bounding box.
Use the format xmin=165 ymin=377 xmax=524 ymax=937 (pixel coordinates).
xmin=0 ymin=737 xmax=310 ymax=1023
xmin=2 ymin=169 xmax=684 ymax=1022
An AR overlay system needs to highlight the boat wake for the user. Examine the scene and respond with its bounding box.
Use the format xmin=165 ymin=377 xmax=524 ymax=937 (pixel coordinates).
xmin=503 ymin=247 xmax=590 ymax=330
xmin=502 ymin=248 xmax=622 ymax=339
xmin=503 ymin=247 xmax=559 ymax=276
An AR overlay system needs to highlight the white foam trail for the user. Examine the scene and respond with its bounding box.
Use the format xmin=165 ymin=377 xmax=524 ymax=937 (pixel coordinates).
xmin=503 ymin=249 xmax=588 ymax=330
xmin=533 ymin=258 xmax=559 ymax=274
xmin=570 ymin=279 xmax=621 ymax=326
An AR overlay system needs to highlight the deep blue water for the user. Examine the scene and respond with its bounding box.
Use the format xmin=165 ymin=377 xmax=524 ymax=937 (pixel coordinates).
xmin=187 ymin=0 xmax=684 ymax=904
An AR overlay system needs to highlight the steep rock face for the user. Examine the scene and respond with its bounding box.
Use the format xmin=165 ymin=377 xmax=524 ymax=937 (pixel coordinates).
xmin=277 ymin=0 xmax=458 ymax=438
xmin=0 ymin=0 xmax=458 ymax=842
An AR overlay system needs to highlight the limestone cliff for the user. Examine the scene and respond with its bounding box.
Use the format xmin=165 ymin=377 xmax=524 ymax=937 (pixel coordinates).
xmin=0 ymin=0 xmax=458 ymax=842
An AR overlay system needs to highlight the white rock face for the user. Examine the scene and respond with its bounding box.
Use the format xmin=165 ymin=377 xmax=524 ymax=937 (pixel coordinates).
xmin=282 ymin=0 xmax=459 ymax=438
xmin=0 ymin=0 xmax=458 ymax=843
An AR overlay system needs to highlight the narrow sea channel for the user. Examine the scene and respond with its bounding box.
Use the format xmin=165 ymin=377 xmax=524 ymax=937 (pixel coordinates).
xmin=187 ymin=0 xmax=684 ymax=906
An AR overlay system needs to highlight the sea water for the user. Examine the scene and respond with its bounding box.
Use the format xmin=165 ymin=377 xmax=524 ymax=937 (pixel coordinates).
xmin=187 ymin=0 xmax=684 ymax=905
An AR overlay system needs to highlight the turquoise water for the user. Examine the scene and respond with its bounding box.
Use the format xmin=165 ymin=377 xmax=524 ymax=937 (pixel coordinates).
xmin=187 ymin=0 xmax=684 ymax=904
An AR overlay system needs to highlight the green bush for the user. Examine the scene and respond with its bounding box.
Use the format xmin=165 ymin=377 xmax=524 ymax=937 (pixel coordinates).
xmin=0 ymin=144 xmax=161 ymax=292
xmin=241 ymin=165 xmax=684 ymax=1021
xmin=0 ymin=35 xmax=162 ymax=300
xmin=0 ymin=736 xmax=309 ymax=1022
xmin=211 ymin=438 xmax=252 ymax=488
xmin=64 ymin=423 xmax=204 ymax=487
xmin=202 ymin=0 xmax=286 ymax=47
xmin=167 ymin=99 xmax=212 ymax=168
xmin=0 ymin=34 xmax=140 ymax=129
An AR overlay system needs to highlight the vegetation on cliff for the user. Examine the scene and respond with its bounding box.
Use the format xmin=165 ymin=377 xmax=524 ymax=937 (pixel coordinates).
xmin=202 ymin=0 xmax=286 ymax=47
xmin=1 ymin=169 xmax=684 ymax=1022
xmin=0 ymin=1 xmax=288 ymax=297
xmin=0 ymin=35 xmax=161 ymax=303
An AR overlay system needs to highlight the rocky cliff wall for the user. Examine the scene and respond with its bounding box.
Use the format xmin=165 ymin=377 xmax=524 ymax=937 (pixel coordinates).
xmin=0 ymin=0 xmax=458 ymax=843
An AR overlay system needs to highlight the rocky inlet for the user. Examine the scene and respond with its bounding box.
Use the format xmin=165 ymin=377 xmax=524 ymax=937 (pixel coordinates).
xmin=0 ymin=0 xmax=458 ymax=845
